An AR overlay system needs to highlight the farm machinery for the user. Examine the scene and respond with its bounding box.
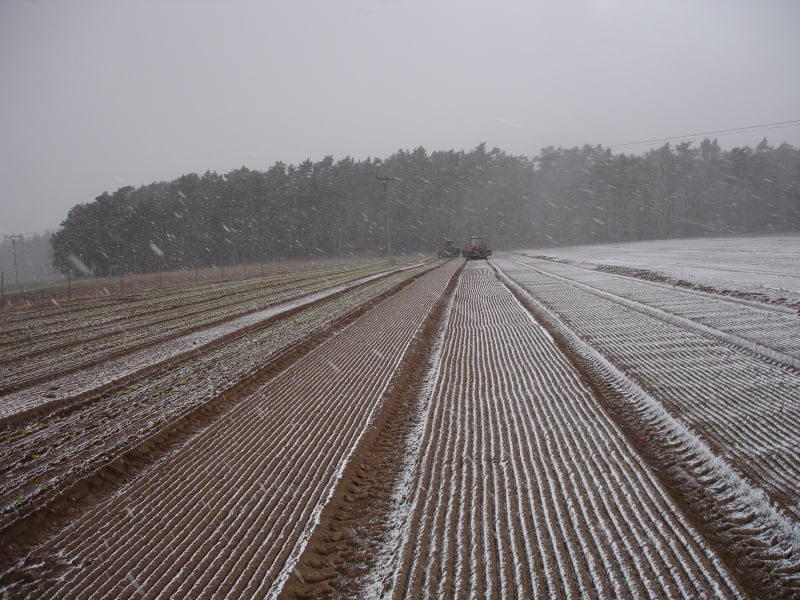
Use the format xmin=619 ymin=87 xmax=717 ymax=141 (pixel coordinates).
xmin=462 ymin=235 xmax=492 ymax=260
xmin=437 ymin=238 xmax=459 ymax=258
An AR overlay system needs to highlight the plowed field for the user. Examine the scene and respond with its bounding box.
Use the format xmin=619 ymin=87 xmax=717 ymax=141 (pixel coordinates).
xmin=2 ymin=237 xmax=799 ymax=599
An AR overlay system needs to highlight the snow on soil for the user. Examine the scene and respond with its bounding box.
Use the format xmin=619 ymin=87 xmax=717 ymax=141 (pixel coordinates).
xmin=369 ymin=262 xmax=741 ymax=599
xmin=495 ymin=248 xmax=800 ymax=524
xmin=361 ymin=266 xmax=459 ymax=599
xmin=5 ymin=236 xmax=800 ymax=598
xmin=12 ymin=262 xmax=459 ymax=598
xmin=528 ymin=234 xmax=800 ymax=306
xmin=512 ymin=256 xmax=800 ymax=365
xmin=0 ymin=271 xmax=392 ymax=422
xmin=0 ymin=266 xmax=435 ymax=527
xmin=495 ymin=258 xmax=800 ymax=540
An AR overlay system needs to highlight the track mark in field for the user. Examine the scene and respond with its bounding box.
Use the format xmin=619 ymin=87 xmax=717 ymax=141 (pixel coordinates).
xmin=279 ymin=261 xmax=464 ymax=599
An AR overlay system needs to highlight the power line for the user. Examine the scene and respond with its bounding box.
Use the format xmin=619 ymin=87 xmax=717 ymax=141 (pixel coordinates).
xmin=609 ymin=119 xmax=800 ymax=149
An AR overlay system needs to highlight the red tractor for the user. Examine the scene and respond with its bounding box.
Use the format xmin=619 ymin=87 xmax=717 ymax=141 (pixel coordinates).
xmin=462 ymin=235 xmax=492 ymax=260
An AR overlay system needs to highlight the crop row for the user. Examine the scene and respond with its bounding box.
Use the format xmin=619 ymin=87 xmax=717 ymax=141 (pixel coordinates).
xmin=497 ymin=256 xmax=800 ymax=522
xmin=0 ymin=262 xmax=436 ymax=538
xmin=1 ymin=260 xmax=373 ymax=346
xmin=0 ymin=259 xmax=407 ymax=393
xmin=385 ymin=262 xmax=738 ymax=599
xmin=9 ymin=260 xmax=459 ymax=598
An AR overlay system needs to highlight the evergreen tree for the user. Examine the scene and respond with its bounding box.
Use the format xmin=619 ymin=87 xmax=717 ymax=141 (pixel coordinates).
xmin=49 ymin=140 xmax=800 ymax=276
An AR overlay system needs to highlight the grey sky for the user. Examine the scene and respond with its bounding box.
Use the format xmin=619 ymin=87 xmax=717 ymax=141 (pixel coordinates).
xmin=2 ymin=0 xmax=799 ymax=236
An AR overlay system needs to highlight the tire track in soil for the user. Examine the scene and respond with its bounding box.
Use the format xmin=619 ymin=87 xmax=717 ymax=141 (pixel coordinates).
xmin=0 ymin=264 xmax=436 ymax=581
xmin=4 ymin=261 xmax=459 ymax=598
xmin=278 ymin=260 xmax=464 ymax=599
xmin=283 ymin=261 xmax=741 ymax=599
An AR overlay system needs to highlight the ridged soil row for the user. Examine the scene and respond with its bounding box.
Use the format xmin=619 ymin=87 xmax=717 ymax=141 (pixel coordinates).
xmin=278 ymin=259 xmax=465 ymax=599
xmin=11 ymin=261 xmax=457 ymax=599
xmin=501 ymin=257 xmax=800 ymax=521
xmin=0 ymin=261 xmax=396 ymax=394
xmin=390 ymin=262 xmax=740 ymax=599
xmin=0 ymin=266 xmax=433 ymax=555
xmin=495 ymin=259 xmax=800 ymax=598
xmin=0 ymin=268 xmax=328 ymax=357
xmin=0 ymin=261 xmax=389 ymax=355
xmin=527 ymin=257 xmax=800 ymax=358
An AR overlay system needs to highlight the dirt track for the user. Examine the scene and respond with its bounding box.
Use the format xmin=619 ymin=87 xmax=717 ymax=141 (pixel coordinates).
xmin=2 ymin=249 xmax=800 ymax=598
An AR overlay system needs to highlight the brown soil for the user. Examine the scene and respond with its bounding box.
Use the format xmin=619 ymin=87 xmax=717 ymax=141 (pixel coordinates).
xmin=0 ymin=263 xmax=433 ymax=573
xmin=1 ymin=255 xmax=797 ymax=598
xmin=279 ymin=261 xmax=464 ymax=599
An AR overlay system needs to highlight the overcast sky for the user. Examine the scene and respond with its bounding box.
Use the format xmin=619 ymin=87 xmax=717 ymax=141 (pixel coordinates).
xmin=2 ymin=0 xmax=799 ymax=236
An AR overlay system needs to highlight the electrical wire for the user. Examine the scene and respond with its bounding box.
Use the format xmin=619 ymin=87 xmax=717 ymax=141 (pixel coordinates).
xmin=609 ymin=119 xmax=800 ymax=149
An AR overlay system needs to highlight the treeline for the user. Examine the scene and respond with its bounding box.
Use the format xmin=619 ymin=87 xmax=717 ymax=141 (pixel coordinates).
xmin=50 ymin=139 xmax=800 ymax=276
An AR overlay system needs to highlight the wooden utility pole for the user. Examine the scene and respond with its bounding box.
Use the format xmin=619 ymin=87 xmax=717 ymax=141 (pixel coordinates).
xmin=4 ymin=234 xmax=22 ymax=286
xmin=376 ymin=176 xmax=394 ymax=258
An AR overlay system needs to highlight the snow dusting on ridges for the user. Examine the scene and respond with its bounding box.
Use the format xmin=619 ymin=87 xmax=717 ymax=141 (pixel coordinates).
xmin=494 ymin=256 xmax=800 ymax=596
xmin=517 ymin=253 xmax=800 ymax=364
xmin=0 ymin=267 xmax=430 ymax=534
xmin=387 ymin=262 xmax=740 ymax=599
xmin=0 ymin=266 xmax=411 ymax=423
xmin=0 ymin=260 xmax=403 ymax=395
xmin=500 ymin=255 xmax=800 ymax=523
xmin=529 ymin=235 xmax=800 ymax=309
xmin=14 ymin=261 xmax=458 ymax=598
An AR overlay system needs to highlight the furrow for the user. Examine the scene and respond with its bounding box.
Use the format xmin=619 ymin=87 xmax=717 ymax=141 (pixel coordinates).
xmin=385 ymin=261 xmax=741 ymax=598
xmin=13 ymin=262 xmax=455 ymax=598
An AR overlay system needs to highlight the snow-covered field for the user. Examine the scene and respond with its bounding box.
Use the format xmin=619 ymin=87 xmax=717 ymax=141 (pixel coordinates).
xmin=2 ymin=236 xmax=799 ymax=598
xmin=531 ymin=234 xmax=800 ymax=308
xmin=372 ymin=263 xmax=740 ymax=598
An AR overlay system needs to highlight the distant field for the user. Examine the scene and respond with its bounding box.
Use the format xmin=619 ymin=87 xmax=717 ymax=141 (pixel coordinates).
xmin=0 ymin=255 xmax=388 ymax=311
xmin=527 ymin=233 xmax=800 ymax=308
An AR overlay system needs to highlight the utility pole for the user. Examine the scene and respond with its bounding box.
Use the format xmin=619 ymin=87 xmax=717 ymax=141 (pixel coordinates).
xmin=4 ymin=234 xmax=22 ymax=286
xmin=376 ymin=175 xmax=394 ymax=258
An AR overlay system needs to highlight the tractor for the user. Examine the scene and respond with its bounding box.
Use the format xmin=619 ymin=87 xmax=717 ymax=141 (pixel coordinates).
xmin=462 ymin=235 xmax=492 ymax=260
xmin=437 ymin=238 xmax=458 ymax=258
